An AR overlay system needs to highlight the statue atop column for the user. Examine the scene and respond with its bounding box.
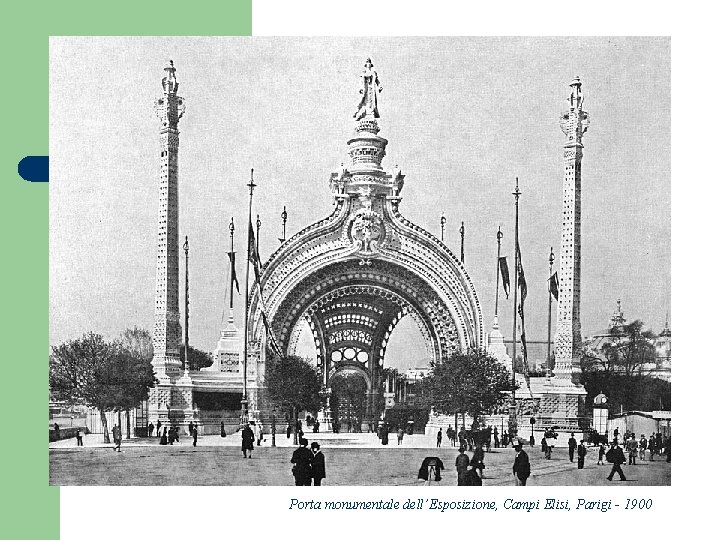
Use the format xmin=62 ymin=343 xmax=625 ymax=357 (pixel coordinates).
xmin=354 ymin=58 xmax=382 ymax=120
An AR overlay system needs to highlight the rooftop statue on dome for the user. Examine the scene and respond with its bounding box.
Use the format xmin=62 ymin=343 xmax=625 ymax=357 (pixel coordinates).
xmin=354 ymin=58 xmax=382 ymax=120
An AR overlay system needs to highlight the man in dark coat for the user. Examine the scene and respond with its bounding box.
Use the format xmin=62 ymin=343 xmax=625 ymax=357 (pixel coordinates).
xmin=310 ymin=442 xmax=326 ymax=486
xmin=291 ymin=438 xmax=314 ymax=486
xmin=455 ymin=446 xmax=470 ymax=486
xmin=606 ymin=442 xmax=627 ymax=481
xmin=192 ymin=425 xmax=198 ymax=447
xmin=156 ymin=420 xmax=162 ymax=437
xmin=241 ymin=423 xmax=255 ymax=458
xmin=112 ymin=424 xmax=122 ymax=452
xmin=512 ymin=442 xmax=531 ymax=486
xmin=577 ymin=440 xmax=587 ymax=469
xmin=568 ymin=433 xmax=577 ymax=462
xmin=148 ymin=422 xmax=154 ymax=438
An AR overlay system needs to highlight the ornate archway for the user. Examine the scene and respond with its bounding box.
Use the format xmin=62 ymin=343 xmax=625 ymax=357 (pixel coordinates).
xmin=246 ymin=59 xmax=484 ymax=420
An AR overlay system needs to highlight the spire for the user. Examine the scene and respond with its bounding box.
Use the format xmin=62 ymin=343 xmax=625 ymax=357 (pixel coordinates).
xmin=330 ymin=58 xmax=404 ymax=203
xmin=609 ymin=299 xmax=626 ymax=331
xmin=660 ymin=311 xmax=671 ymax=337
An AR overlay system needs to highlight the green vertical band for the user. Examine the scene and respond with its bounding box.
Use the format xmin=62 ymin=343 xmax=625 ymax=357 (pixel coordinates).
xmin=0 ymin=2 xmax=251 ymax=538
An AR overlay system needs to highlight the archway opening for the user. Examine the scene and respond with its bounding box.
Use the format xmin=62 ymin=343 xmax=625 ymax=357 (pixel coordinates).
xmin=379 ymin=314 xmax=432 ymax=432
xmin=329 ymin=370 xmax=368 ymax=433
xmin=383 ymin=315 xmax=432 ymax=372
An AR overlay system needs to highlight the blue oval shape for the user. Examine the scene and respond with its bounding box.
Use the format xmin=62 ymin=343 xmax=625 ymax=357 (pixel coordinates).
xmin=18 ymin=155 xmax=49 ymax=182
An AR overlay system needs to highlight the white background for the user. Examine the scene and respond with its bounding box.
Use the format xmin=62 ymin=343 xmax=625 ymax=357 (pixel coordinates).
xmin=61 ymin=0 xmax=718 ymax=537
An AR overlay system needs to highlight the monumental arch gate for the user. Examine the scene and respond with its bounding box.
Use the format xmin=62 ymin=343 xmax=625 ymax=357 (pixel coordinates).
xmin=245 ymin=59 xmax=485 ymax=423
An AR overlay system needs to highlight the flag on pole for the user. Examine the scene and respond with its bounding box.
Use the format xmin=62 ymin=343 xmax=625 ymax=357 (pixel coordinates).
xmin=247 ymin=221 xmax=282 ymax=356
xmin=227 ymin=252 xmax=240 ymax=293
xmin=516 ymin=245 xmax=527 ymax=318
xmin=549 ymin=272 xmax=559 ymax=301
xmin=516 ymin=242 xmax=533 ymax=398
xmin=248 ymin=221 xmax=261 ymax=283
xmin=499 ymin=256 xmax=511 ymax=299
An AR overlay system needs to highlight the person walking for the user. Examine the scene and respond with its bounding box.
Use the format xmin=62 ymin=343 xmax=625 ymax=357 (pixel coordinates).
xmin=310 ymin=442 xmax=326 ymax=486
xmin=76 ymin=429 xmax=84 ymax=447
xmin=597 ymin=442 xmax=606 ymax=465
xmin=469 ymin=446 xmax=485 ymax=484
xmin=241 ymin=423 xmax=255 ymax=458
xmin=160 ymin=427 xmax=168 ymax=445
xmin=397 ymin=426 xmax=404 ymax=445
xmin=455 ymin=446 xmax=470 ymax=486
xmin=112 ymin=424 xmax=122 ymax=452
xmin=627 ymin=434 xmax=638 ymax=465
xmin=220 ymin=421 xmax=227 ymax=438
xmin=148 ymin=422 xmax=155 ymax=438
xmin=437 ymin=429 xmax=442 ymax=448
xmin=606 ymin=442 xmax=627 ymax=481
xmin=639 ymin=434 xmax=648 ymax=461
xmin=512 ymin=442 xmax=531 ymax=486
xmin=648 ymin=434 xmax=656 ymax=461
xmin=568 ymin=433 xmax=577 ymax=462
xmin=192 ymin=425 xmax=198 ymax=447
xmin=156 ymin=420 xmax=162 ymax=438
xmin=291 ymin=438 xmax=314 ymax=486
xmin=577 ymin=440 xmax=587 ymax=469
xmin=493 ymin=427 xmax=500 ymax=449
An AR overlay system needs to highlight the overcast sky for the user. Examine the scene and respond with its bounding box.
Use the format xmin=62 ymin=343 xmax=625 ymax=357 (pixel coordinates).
xmin=50 ymin=37 xmax=670 ymax=370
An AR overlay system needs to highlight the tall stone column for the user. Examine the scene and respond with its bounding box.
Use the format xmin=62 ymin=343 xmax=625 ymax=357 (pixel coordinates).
xmin=554 ymin=77 xmax=589 ymax=385
xmin=152 ymin=61 xmax=186 ymax=380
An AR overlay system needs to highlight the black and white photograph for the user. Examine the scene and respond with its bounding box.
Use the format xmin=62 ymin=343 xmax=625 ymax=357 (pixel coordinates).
xmin=49 ymin=36 xmax=670 ymax=486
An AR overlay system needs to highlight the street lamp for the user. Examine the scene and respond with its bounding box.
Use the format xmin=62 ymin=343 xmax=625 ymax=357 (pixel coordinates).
xmin=530 ymin=416 xmax=536 ymax=446
xmin=271 ymin=407 xmax=277 ymax=448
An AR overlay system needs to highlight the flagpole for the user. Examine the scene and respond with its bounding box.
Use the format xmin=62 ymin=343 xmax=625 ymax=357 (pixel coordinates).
xmin=546 ymin=246 xmax=555 ymax=380
xmin=183 ymin=236 xmax=189 ymax=374
xmin=279 ymin=206 xmax=287 ymax=244
xmin=243 ymin=169 xmax=256 ymax=421
xmin=494 ymin=225 xmax=503 ymax=319
xmin=229 ymin=218 xmax=235 ymax=309
xmin=511 ymin=178 xmax=521 ymax=439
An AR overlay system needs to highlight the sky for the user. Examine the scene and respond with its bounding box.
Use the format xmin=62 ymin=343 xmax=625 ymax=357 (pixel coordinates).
xmin=50 ymin=37 xmax=670 ymax=370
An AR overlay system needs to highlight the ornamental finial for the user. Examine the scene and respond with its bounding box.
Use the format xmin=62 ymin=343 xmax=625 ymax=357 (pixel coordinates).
xmin=162 ymin=60 xmax=179 ymax=94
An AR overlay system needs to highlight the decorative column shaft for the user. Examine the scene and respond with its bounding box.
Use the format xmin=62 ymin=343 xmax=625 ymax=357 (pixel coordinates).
xmin=554 ymin=77 xmax=589 ymax=383
xmin=152 ymin=61 xmax=186 ymax=378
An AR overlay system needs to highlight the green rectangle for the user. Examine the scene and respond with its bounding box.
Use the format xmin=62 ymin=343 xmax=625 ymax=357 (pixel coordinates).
xmin=0 ymin=2 xmax=251 ymax=538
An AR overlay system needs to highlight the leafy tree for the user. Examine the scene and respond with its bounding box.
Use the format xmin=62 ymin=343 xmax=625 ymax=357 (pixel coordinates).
xmin=119 ymin=327 xmax=153 ymax=362
xmin=580 ymin=320 xmax=668 ymax=414
xmin=264 ymin=354 xmax=322 ymax=443
xmin=582 ymin=320 xmax=657 ymax=376
xmin=50 ymin=333 xmax=156 ymax=443
xmin=420 ymin=348 xmax=516 ymax=424
xmin=180 ymin=345 xmax=214 ymax=371
xmin=119 ymin=326 xmax=212 ymax=370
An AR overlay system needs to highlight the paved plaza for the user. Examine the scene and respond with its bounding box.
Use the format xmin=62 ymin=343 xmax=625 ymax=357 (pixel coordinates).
xmin=50 ymin=433 xmax=670 ymax=486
